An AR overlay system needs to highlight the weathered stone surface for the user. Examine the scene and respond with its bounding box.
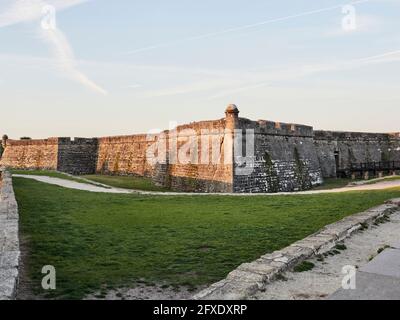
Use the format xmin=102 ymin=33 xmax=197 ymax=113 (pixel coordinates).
xmin=330 ymin=271 xmax=400 ymax=300
xmin=255 ymin=246 xmax=314 ymax=270
xmin=227 ymin=270 xmax=266 ymax=284
xmin=360 ymin=249 xmax=400 ymax=278
xmin=0 ymin=138 xmax=58 ymax=171
xmin=57 ymin=138 xmax=98 ymax=175
xmin=192 ymin=279 xmax=229 ymax=300
xmin=237 ymin=262 xmax=277 ymax=278
xmin=314 ymin=131 xmax=400 ymax=178
xmin=0 ymin=251 xmax=20 ymax=269
xmin=0 ymin=169 xmax=20 ymax=300
xmin=233 ymin=118 xmax=323 ymax=193
xmin=291 ymin=233 xmax=337 ymax=254
xmin=0 ymin=268 xmax=18 ymax=301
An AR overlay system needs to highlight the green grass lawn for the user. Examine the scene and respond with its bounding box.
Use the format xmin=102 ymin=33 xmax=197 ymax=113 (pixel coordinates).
xmin=313 ymin=175 xmax=400 ymax=190
xmin=10 ymin=169 xmax=167 ymax=191
xmin=83 ymin=174 xmax=169 ymax=192
xmin=312 ymin=178 xmax=353 ymax=190
xmin=363 ymin=175 xmax=400 ymax=185
xmin=14 ymin=177 xmax=400 ymax=299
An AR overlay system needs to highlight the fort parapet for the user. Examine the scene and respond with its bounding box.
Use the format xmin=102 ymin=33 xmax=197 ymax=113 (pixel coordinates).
xmin=1 ymin=105 xmax=400 ymax=193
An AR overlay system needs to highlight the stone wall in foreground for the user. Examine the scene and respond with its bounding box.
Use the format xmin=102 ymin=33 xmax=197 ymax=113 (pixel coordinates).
xmin=0 ymin=169 xmax=20 ymax=300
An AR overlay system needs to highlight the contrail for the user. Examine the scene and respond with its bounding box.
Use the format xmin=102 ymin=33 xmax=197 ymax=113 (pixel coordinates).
xmin=206 ymin=48 xmax=400 ymax=100
xmin=0 ymin=0 xmax=107 ymax=95
xmin=125 ymin=0 xmax=371 ymax=55
xmin=39 ymin=26 xmax=108 ymax=95
xmin=356 ymin=49 xmax=400 ymax=62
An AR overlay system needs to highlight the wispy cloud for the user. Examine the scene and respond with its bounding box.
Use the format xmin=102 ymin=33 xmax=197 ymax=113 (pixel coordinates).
xmin=206 ymin=49 xmax=400 ymax=99
xmin=38 ymin=26 xmax=108 ymax=95
xmin=125 ymin=84 xmax=142 ymax=89
xmin=0 ymin=0 xmax=107 ymax=95
xmin=132 ymin=48 xmax=400 ymax=100
xmin=125 ymin=0 xmax=372 ymax=55
xmin=0 ymin=0 xmax=90 ymax=28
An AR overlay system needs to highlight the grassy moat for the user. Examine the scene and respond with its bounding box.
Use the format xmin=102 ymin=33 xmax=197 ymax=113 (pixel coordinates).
xmin=10 ymin=169 xmax=169 ymax=192
xmin=83 ymin=174 xmax=169 ymax=192
xmin=13 ymin=176 xmax=400 ymax=299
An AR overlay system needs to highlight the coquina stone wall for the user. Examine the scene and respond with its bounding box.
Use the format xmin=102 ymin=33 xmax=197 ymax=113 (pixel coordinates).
xmin=233 ymin=118 xmax=323 ymax=193
xmin=96 ymin=117 xmax=234 ymax=192
xmin=0 ymin=169 xmax=20 ymax=300
xmin=160 ymin=118 xmax=234 ymax=193
xmin=58 ymin=138 xmax=98 ymax=175
xmin=314 ymin=131 xmax=400 ymax=178
xmin=0 ymin=138 xmax=99 ymax=175
xmin=0 ymin=138 xmax=58 ymax=171
xmin=1 ymin=105 xmax=399 ymax=193
xmin=96 ymin=134 xmax=156 ymax=177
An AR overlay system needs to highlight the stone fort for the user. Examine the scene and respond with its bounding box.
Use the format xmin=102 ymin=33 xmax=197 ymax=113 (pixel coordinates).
xmin=1 ymin=105 xmax=400 ymax=193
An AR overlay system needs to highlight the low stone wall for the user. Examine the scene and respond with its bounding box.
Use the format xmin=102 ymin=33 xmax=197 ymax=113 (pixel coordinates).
xmin=0 ymin=169 xmax=20 ymax=300
xmin=193 ymin=198 xmax=400 ymax=300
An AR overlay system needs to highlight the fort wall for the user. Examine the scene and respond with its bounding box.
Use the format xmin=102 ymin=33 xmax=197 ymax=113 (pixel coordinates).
xmin=1 ymin=105 xmax=399 ymax=193
xmin=95 ymin=118 xmax=234 ymax=192
xmin=314 ymin=131 xmax=400 ymax=178
xmin=233 ymin=118 xmax=323 ymax=193
xmin=162 ymin=118 xmax=233 ymax=193
xmin=0 ymin=138 xmax=58 ymax=170
xmin=57 ymin=138 xmax=98 ymax=175
xmin=96 ymin=134 xmax=153 ymax=176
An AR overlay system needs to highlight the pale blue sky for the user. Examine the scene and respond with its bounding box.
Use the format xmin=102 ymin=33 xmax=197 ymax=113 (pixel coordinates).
xmin=1 ymin=0 xmax=400 ymax=138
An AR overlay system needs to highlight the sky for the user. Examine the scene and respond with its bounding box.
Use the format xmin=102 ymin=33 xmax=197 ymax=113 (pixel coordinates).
xmin=0 ymin=0 xmax=400 ymax=138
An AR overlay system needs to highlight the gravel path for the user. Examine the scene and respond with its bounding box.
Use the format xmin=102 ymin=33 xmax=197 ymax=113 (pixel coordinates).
xmin=13 ymin=174 xmax=400 ymax=196
xmin=251 ymin=211 xmax=400 ymax=300
xmin=13 ymin=175 xmax=132 ymax=194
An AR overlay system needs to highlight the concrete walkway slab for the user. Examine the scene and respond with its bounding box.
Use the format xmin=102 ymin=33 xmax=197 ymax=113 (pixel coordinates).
xmin=360 ymin=248 xmax=400 ymax=279
xmin=330 ymin=246 xmax=400 ymax=300
xmin=13 ymin=175 xmax=133 ymax=194
xmin=330 ymin=271 xmax=400 ymax=300
xmin=391 ymin=241 xmax=400 ymax=249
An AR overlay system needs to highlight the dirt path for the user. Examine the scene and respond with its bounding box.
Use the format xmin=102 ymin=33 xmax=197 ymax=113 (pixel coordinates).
xmin=13 ymin=174 xmax=400 ymax=196
xmin=251 ymin=211 xmax=400 ymax=300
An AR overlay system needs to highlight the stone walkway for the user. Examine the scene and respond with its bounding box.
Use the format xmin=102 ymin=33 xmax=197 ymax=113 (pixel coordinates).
xmin=13 ymin=174 xmax=400 ymax=196
xmin=14 ymin=175 xmax=132 ymax=194
xmin=251 ymin=211 xmax=400 ymax=300
xmin=330 ymin=240 xmax=400 ymax=300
